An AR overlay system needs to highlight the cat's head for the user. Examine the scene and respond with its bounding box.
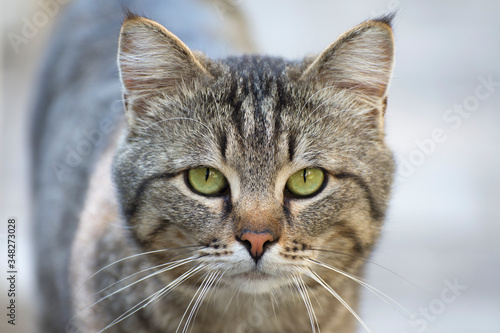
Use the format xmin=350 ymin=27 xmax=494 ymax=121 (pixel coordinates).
xmin=113 ymin=13 xmax=395 ymax=294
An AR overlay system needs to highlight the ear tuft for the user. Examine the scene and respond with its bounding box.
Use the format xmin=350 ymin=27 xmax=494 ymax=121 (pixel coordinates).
xmin=122 ymin=8 xmax=139 ymax=21
xmin=371 ymin=12 xmax=395 ymax=27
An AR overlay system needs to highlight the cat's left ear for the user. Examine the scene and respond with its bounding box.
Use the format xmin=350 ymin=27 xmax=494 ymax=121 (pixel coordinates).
xmin=301 ymin=16 xmax=395 ymax=114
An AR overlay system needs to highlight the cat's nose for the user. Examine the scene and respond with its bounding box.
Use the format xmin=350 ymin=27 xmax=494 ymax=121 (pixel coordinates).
xmin=238 ymin=232 xmax=275 ymax=260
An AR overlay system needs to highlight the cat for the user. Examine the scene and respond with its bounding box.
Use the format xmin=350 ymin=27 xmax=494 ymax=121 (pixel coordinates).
xmin=32 ymin=1 xmax=395 ymax=332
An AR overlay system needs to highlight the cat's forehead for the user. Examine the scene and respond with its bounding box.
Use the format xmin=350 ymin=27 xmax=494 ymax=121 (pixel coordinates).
xmin=213 ymin=57 xmax=299 ymax=154
xmin=222 ymin=55 xmax=290 ymax=78
xmin=220 ymin=57 xmax=291 ymax=136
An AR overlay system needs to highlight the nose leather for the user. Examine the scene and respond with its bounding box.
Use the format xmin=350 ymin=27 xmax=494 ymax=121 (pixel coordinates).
xmin=240 ymin=232 xmax=274 ymax=258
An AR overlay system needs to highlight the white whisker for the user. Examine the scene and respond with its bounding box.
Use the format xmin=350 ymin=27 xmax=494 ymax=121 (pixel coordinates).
xmin=306 ymin=258 xmax=413 ymax=320
xmin=95 ymin=256 xmax=198 ymax=298
xmin=91 ymin=256 xmax=199 ymax=312
xmin=311 ymin=247 xmax=426 ymax=293
xmin=85 ymin=246 xmax=200 ymax=284
xmin=292 ymin=275 xmax=320 ymax=333
xmin=176 ymin=269 xmax=221 ymax=333
xmin=221 ymin=285 xmax=239 ymax=318
xmin=100 ymin=264 xmax=206 ymax=332
xmin=148 ymin=264 xmax=207 ymax=309
xmin=269 ymin=290 xmax=278 ymax=319
xmin=205 ymin=269 xmax=226 ymax=305
xmin=303 ymin=269 xmax=372 ymax=333
xmin=188 ymin=271 xmax=225 ymax=332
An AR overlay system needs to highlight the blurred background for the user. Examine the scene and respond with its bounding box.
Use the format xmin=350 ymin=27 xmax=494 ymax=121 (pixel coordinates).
xmin=1 ymin=0 xmax=499 ymax=332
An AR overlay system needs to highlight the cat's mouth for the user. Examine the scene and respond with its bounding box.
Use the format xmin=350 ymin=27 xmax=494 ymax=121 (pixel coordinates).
xmin=224 ymin=269 xmax=292 ymax=294
xmin=233 ymin=270 xmax=270 ymax=280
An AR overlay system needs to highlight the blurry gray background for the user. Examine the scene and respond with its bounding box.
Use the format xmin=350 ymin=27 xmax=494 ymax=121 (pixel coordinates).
xmin=1 ymin=0 xmax=499 ymax=332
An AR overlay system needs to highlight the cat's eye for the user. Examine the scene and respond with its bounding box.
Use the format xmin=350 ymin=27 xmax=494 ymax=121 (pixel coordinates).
xmin=285 ymin=168 xmax=325 ymax=197
xmin=187 ymin=167 xmax=228 ymax=196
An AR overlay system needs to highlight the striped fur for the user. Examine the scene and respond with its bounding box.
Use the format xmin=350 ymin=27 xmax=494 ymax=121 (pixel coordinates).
xmin=71 ymin=13 xmax=395 ymax=333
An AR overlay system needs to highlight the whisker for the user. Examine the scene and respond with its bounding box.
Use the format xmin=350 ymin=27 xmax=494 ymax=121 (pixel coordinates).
xmin=301 ymin=276 xmax=321 ymax=333
xmin=73 ymin=247 xmax=200 ymax=304
xmin=303 ymin=268 xmax=372 ymax=333
xmin=73 ymin=257 xmax=200 ymax=329
xmin=176 ymin=272 xmax=210 ymax=333
xmin=188 ymin=270 xmax=225 ymax=332
xmin=306 ymin=258 xmax=413 ymax=320
xmin=94 ymin=256 xmax=199 ymax=299
xmin=100 ymin=264 xmax=206 ymax=332
xmin=147 ymin=264 xmax=207 ymax=309
xmin=302 ymin=275 xmax=323 ymax=313
xmin=292 ymin=275 xmax=320 ymax=333
xmin=310 ymin=247 xmax=425 ymax=292
xmin=269 ymin=290 xmax=278 ymax=319
xmin=176 ymin=269 xmax=221 ymax=333
xmin=86 ymin=245 xmax=202 ymax=283
xmin=204 ymin=268 xmax=226 ymax=305
xmin=221 ymin=285 xmax=239 ymax=318
xmin=91 ymin=256 xmax=200 ymax=311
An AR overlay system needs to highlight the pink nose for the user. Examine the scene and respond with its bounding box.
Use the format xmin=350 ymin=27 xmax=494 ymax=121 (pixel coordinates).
xmin=239 ymin=232 xmax=275 ymax=258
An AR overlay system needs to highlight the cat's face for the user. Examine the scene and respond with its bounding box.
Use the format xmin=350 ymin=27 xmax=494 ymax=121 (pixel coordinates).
xmin=113 ymin=15 xmax=394 ymax=296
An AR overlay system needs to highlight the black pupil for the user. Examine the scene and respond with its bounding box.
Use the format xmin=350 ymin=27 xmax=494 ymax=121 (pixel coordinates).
xmin=303 ymin=169 xmax=307 ymax=183
xmin=205 ymin=168 xmax=210 ymax=182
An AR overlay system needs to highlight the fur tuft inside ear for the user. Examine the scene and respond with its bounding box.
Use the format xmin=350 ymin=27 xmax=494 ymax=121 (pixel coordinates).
xmin=301 ymin=19 xmax=395 ymax=105
xmin=117 ymin=14 xmax=210 ymax=125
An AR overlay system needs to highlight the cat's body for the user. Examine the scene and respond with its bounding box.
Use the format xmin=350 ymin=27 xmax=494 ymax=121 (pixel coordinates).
xmin=33 ymin=1 xmax=395 ymax=332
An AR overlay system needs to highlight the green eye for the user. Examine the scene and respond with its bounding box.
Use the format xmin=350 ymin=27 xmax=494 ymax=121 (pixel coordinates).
xmin=187 ymin=167 xmax=228 ymax=196
xmin=286 ymin=168 xmax=325 ymax=197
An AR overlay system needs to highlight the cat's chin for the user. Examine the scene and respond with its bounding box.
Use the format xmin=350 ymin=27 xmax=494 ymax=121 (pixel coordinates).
xmin=225 ymin=272 xmax=290 ymax=294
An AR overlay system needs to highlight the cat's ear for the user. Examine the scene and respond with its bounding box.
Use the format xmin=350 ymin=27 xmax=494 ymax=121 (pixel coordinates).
xmin=118 ymin=13 xmax=210 ymax=125
xmin=301 ymin=17 xmax=395 ymax=108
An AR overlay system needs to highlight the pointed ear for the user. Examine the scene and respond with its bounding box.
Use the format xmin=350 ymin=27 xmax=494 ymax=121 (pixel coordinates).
xmin=118 ymin=14 xmax=210 ymax=124
xmin=301 ymin=18 xmax=395 ymax=106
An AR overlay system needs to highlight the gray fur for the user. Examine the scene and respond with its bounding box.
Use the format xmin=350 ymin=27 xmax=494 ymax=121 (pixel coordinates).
xmin=73 ymin=14 xmax=394 ymax=332
xmin=33 ymin=0 xmax=395 ymax=331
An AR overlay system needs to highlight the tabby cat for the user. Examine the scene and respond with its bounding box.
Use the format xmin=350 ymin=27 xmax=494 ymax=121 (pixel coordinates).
xmin=67 ymin=8 xmax=396 ymax=333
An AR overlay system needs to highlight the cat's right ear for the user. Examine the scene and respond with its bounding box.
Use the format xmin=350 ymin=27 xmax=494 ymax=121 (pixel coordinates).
xmin=118 ymin=13 xmax=211 ymax=126
xmin=300 ymin=17 xmax=395 ymax=115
